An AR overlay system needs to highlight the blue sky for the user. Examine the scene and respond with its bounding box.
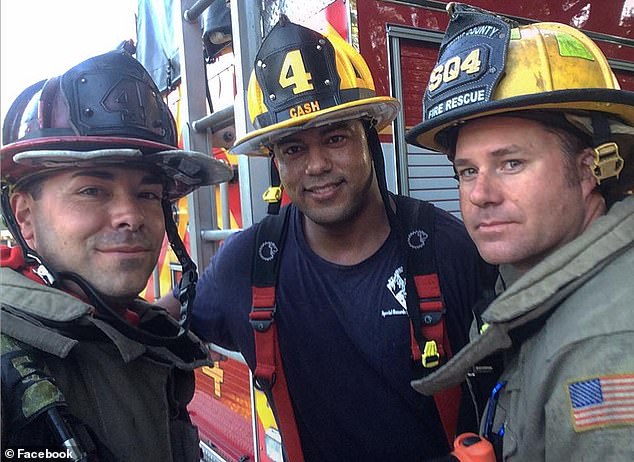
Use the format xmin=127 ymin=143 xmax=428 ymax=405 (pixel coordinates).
xmin=1 ymin=0 xmax=137 ymax=131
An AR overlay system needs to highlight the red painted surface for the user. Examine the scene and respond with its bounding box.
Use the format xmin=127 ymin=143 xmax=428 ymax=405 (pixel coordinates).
xmin=324 ymin=0 xmax=350 ymax=40
xmin=189 ymin=362 xmax=255 ymax=460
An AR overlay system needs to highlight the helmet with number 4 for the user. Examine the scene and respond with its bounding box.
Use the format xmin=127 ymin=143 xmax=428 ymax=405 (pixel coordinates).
xmin=1 ymin=49 xmax=232 ymax=198
xmin=230 ymin=15 xmax=400 ymax=156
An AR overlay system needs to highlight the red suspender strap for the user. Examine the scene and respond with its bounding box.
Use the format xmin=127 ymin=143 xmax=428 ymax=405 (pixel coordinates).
xmin=251 ymin=286 xmax=304 ymax=462
xmin=431 ymin=334 xmax=461 ymax=444
xmin=251 ymin=286 xmax=277 ymax=381
xmin=414 ymin=273 xmax=461 ymax=444
xmin=270 ymin=332 xmax=304 ymax=462
xmin=251 ymin=207 xmax=305 ymax=461
xmin=396 ymin=196 xmax=463 ymax=445
xmin=414 ymin=274 xmax=445 ymax=359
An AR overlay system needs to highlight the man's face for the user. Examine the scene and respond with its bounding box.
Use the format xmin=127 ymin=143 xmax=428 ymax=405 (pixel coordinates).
xmin=12 ymin=166 xmax=165 ymax=300
xmin=454 ymin=116 xmax=595 ymax=272
xmin=272 ymin=120 xmax=376 ymax=226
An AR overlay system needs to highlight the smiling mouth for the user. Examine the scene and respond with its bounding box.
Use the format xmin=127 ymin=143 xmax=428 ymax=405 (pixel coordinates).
xmin=305 ymin=180 xmax=343 ymax=197
xmin=98 ymin=247 xmax=150 ymax=254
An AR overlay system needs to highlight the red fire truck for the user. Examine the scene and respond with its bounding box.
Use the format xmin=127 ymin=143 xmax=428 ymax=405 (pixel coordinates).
xmin=135 ymin=1 xmax=634 ymax=460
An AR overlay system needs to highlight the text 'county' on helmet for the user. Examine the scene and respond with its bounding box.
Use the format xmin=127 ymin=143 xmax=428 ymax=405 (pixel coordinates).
xmin=230 ymin=15 xmax=401 ymax=156
xmin=1 ymin=49 xmax=232 ymax=198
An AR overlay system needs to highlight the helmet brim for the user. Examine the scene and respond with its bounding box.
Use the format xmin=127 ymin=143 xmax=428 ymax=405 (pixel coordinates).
xmin=230 ymin=97 xmax=400 ymax=156
xmin=406 ymin=88 xmax=634 ymax=153
xmin=1 ymin=136 xmax=233 ymax=199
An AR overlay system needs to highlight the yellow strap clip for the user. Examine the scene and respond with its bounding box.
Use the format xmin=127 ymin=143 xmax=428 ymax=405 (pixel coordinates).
xmin=262 ymin=186 xmax=283 ymax=204
xmin=592 ymin=142 xmax=624 ymax=184
xmin=422 ymin=340 xmax=440 ymax=368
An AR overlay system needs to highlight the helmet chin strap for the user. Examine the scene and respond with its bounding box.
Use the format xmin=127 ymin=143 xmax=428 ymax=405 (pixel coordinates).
xmin=1 ymin=185 xmax=196 ymax=346
xmin=56 ymin=269 xmax=192 ymax=347
xmin=1 ymin=185 xmax=57 ymax=286
xmin=161 ymin=197 xmax=197 ymax=332
xmin=364 ymin=121 xmax=398 ymax=228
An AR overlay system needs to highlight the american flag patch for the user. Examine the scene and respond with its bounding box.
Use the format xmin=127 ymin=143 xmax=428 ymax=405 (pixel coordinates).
xmin=568 ymin=374 xmax=634 ymax=431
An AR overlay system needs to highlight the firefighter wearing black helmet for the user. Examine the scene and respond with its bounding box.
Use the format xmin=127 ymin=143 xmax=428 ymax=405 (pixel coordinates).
xmin=0 ymin=49 xmax=232 ymax=460
xmin=408 ymin=4 xmax=634 ymax=461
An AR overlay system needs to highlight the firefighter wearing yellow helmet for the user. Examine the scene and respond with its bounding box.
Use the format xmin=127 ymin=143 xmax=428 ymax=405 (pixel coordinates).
xmin=159 ymin=15 xmax=499 ymax=461
xmin=409 ymin=4 xmax=634 ymax=461
xmin=231 ymin=14 xmax=401 ymax=211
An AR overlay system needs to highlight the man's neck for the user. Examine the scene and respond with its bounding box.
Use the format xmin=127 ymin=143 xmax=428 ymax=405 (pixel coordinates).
xmin=581 ymin=190 xmax=607 ymax=233
xmin=59 ymin=280 xmax=135 ymax=318
xmin=303 ymin=194 xmax=391 ymax=266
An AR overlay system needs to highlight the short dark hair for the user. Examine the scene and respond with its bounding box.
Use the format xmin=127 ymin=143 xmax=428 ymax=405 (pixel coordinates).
xmin=14 ymin=175 xmax=46 ymax=200
xmin=544 ymin=123 xmax=591 ymax=187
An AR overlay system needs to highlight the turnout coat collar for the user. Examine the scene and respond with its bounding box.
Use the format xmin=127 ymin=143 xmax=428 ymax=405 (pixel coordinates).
xmin=412 ymin=196 xmax=634 ymax=395
xmin=0 ymin=267 xmax=210 ymax=369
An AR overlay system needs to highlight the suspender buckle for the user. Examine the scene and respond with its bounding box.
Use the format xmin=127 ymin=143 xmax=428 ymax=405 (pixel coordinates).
xmin=262 ymin=186 xmax=283 ymax=203
xmin=251 ymin=286 xmax=277 ymax=332
xmin=250 ymin=319 xmax=274 ymax=332
xmin=254 ymin=374 xmax=276 ymax=391
xmin=250 ymin=307 xmax=276 ymax=332
xmin=421 ymin=310 xmax=443 ymax=326
xmin=422 ymin=340 xmax=440 ymax=368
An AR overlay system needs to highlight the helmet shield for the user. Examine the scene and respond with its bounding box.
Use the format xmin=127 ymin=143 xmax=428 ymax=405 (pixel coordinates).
xmin=419 ymin=4 xmax=510 ymax=133
xmin=4 ymin=50 xmax=177 ymax=147
xmin=231 ymin=17 xmax=400 ymax=156
xmin=253 ymin=20 xmax=342 ymax=128
xmin=60 ymin=52 xmax=174 ymax=142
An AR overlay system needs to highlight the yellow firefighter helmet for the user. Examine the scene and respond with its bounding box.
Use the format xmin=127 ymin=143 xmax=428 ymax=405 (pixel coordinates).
xmin=230 ymin=15 xmax=400 ymax=156
xmin=406 ymin=3 xmax=634 ymax=157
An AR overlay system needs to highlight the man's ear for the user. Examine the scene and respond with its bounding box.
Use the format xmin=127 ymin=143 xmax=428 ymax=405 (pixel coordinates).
xmin=10 ymin=192 xmax=36 ymax=243
xmin=578 ymin=148 xmax=600 ymax=197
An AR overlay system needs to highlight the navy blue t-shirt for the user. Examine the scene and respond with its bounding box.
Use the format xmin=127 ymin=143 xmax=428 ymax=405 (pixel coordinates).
xmin=189 ymin=200 xmax=495 ymax=461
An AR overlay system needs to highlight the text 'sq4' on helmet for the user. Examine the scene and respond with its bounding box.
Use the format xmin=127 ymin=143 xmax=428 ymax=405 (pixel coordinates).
xmin=1 ymin=49 xmax=232 ymax=199
xmin=230 ymin=15 xmax=401 ymax=156
xmin=405 ymin=3 xmax=634 ymax=155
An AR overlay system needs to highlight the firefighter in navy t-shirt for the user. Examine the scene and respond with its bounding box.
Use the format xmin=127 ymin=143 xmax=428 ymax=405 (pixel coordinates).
xmin=159 ymin=16 xmax=497 ymax=462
